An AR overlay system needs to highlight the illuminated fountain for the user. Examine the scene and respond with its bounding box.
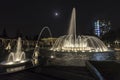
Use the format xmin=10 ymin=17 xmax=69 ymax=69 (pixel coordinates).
xmin=1 ymin=37 xmax=27 ymax=65
xmin=51 ymin=8 xmax=109 ymax=52
xmin=5 ymin=42 xmax=11 ymax=51
xmin=33 ymin=27 xmax=52 ymax=58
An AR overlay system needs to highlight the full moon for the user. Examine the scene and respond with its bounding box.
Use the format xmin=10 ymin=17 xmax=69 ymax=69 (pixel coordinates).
xmin=55 ymin=12 xmax=58 ymax=16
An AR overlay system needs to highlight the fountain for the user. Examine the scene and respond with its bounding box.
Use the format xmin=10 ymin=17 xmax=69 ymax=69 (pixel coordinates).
xmin=5 ymin=42 xmax=11 ymax=51
xmin=51 ymin=8 xmax=109 ymax=52
xmin=32 ymin=27 xmax=52 ymax=58
xmin=1 ymin=37 xmax=27 ymax=65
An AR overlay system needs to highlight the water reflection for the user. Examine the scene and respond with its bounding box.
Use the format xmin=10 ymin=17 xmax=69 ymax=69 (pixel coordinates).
xmin=0 ymin=58 xmax=40 ymax=74
xmin=0 ymin=51 xmax=120 ymax=74
xmin=54 ymin=52 xmax=116 ymax=61
xmin=115 ymin=52 xmax=120 ymax=60
xmin=6 ymin=66 xmax=25 ymax=73
xmin=92 ymin=53 xmax=110 ymax=61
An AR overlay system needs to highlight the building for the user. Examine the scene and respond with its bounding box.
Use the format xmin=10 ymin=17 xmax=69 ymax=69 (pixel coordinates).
xmin=41 ymin=37 xmax=57 ymax=46
xmin=94 ymin=20 xmax=111 ymax=37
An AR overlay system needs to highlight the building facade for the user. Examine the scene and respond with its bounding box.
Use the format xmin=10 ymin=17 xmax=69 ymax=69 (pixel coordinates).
xmin=94 ymin=20 xmax=111 ymax=37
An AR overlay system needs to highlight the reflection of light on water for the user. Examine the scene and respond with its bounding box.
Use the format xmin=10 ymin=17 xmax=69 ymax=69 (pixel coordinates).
xmin=57 ymin=53 xmax=89 ymax=60
xmin=54 ymin=52 xmax=115 ymax=61
xmin=6 ymin=62 xmax=14 ymax=65
xmin=92 ymin=53 xmax=109 ymax=61
xmin=20 ymin=60 xmax=26 ymax=63
xmin=1 ymin=60 xmax=28 ymax=65
xmin=6 ymin=66 xmax=25 ymax=73
xmin=115 ymin=52 xmax=120 ymax=60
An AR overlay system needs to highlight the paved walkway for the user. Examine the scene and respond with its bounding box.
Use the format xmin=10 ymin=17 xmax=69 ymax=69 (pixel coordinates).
xmin=0 ymin=66 xmax=95 ymax=80
xmin=90 ymin=61 xmax=120 ymax=80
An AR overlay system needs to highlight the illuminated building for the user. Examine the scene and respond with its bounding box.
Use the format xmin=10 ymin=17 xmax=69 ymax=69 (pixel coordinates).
xmin=94 ymin=20 xmax=111 ymax=37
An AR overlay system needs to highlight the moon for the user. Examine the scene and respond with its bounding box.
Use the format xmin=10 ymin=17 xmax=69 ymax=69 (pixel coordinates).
xmin=55 ymin=12 xmax=58 ymax=16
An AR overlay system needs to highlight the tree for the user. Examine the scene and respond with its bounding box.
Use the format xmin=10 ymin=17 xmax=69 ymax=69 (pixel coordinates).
xmin=2 ymin=27 xmax=8 ymax=38
xmin=16 ymin=29 xmax=23 ymax=38
xmin=102 ymin=30 xmax=116 ymax=43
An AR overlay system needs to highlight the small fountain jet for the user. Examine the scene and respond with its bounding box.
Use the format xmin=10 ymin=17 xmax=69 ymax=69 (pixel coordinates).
xmin=1 ymin=37 xmax=27 ymax=65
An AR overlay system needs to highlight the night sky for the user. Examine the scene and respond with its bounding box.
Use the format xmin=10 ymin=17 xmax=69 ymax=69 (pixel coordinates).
xmin=0 ymin=0 xmax=120 ymax=38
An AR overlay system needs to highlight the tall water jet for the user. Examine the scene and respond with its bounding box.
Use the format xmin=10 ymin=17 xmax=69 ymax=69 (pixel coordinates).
xmin=51 ymin=8 xmax=109 ymax=52
xmin=1 ymin=37 xmax=27 ymax=65
xmin=68 ymin=8 xmax=76 ymax=43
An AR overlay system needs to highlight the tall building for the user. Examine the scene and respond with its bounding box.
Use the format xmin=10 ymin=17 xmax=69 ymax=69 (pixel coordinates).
xmin=94 ymin=20 xmax=111 ymax=37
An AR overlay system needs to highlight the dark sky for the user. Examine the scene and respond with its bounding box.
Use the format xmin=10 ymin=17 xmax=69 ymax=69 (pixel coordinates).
xmin=0 ymin=0 xmax=120 ymax=38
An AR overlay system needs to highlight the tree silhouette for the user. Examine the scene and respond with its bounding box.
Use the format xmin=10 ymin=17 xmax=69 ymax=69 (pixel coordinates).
xmin=2 ymin=27 xmax=8 ymax=38
xmin=16 ymin=29 xmax=23 ymax=38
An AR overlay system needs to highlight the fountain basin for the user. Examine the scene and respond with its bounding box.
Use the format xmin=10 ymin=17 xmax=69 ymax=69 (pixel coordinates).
xmin=0 ymin=59 xmax=29 ymax=66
